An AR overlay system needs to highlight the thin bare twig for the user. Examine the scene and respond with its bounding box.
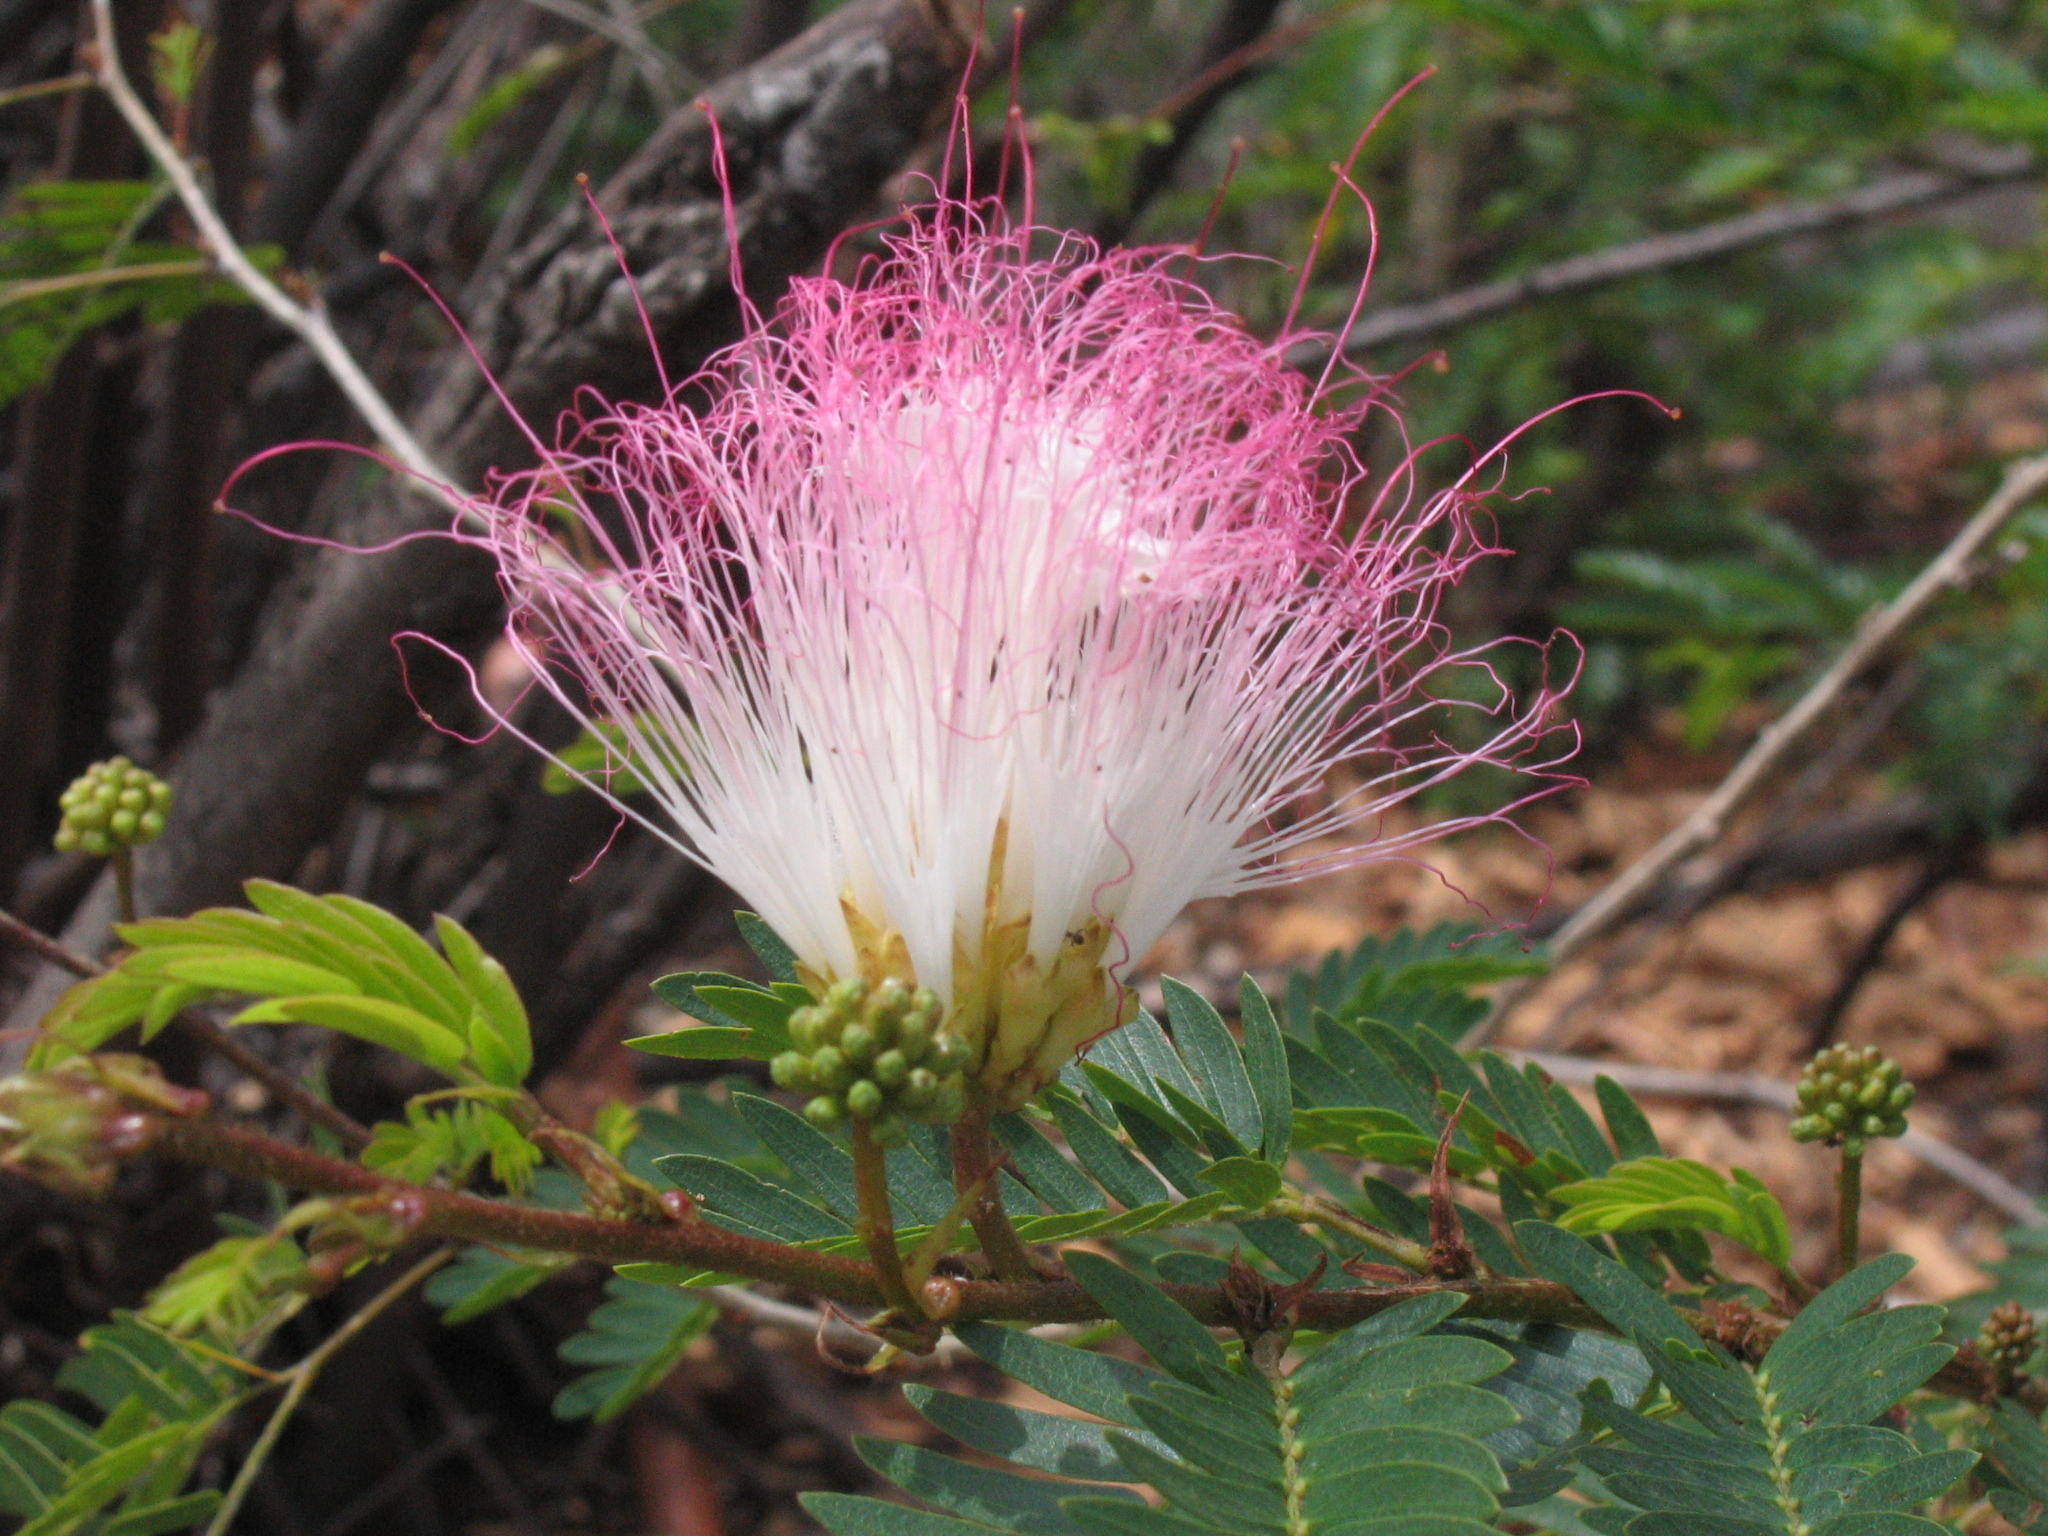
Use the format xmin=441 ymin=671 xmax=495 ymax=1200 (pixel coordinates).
xmin=0 ymin=260 xmax=210 ymax=305
xmin=206 ymin=1249 xmax=456 ymax=1536
xmin=1516 ymin=1050 xmax=2048 ymax=1228
xmin=87 ymin=0 xmax=462 ymax=507
xmin=1472 ymin=448 xmax=2048 ymax=1045
xmin=516 ymin=0 xmax=691 ymax=106
xmin=1529 ymin=666 xmax=1930 ymax=1051
xmin=0 ymin=72 xmax=95 ymax=109
xmin=1314 ymin=159 xmax=2035 ymax=358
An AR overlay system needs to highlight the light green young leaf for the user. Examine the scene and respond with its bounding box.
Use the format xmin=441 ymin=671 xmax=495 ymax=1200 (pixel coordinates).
xmin=1550 ymin=1157 xmax=1793 ymax=1270
xmin=142 ymin=1231 xmax=310 ymax=1344
xmin=435 ymin=914 xmax=533 ymax=1086
xmin=236 ymin=994 xmax=468 ymax=1072
xmin=1237 ymin=977 xmax=1292 ymax=1164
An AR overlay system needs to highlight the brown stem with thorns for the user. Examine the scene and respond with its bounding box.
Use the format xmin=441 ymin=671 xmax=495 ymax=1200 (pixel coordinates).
xmin=13 ymin=1105 xmax=2037 ymax=1408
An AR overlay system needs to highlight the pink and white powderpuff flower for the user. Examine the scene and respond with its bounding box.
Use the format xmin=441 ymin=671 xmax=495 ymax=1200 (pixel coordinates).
xmin=462 ymin=190 xmax=1576 ymax=1111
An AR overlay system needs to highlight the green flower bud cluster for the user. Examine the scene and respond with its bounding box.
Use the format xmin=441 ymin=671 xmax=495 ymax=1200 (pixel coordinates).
xmin=1789 ymin=1043 xmax=1913 ymax=1155
xmin=54 ymin=758 xmax=170 ymax=857
xmin=1980 ymin=1300 xmax=2040 ymax=1383
xmin=770 ymin=977 xmax=970 ymax=1147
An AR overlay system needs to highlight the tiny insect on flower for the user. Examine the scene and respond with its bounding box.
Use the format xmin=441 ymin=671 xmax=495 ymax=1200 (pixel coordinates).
xmin=458 ymin=154 xmax=1578 ymax=1112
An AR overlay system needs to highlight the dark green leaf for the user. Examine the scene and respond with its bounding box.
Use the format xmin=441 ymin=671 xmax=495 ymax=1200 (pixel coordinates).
xmin=653 ymin=1154 xmax=848 ymax=1241
xmin=1061 ymin=1500 xmax=1220 ymax=1536
xmin=1237 ymin=978 xmax=1292 ymax=1163
xmin=804 ymin=1492 xmax=1009 ymax=1536
xmin=553 ymin=1279 xmax=714 ymax=1421
xmin=735 ymin=912 xmax=801 ymax=984
xmin=903 ymin=1387 xmax=1130 ymax=1482
xmin=730 ymin=1092 xmax=859 ymax=1221
xmin=625 ymin=1025 xmax=756 ymax=1060
xmin=425 ymin=1246 xmax=566 ymax=1324
xmin=1107 ymin=1435 xmax=1284 ymax=1528
xmin=1162 ymin=979 xmax=1262 ymax=1154
xmin=1836 ymin=1449 xmax=1976 ymax=1513
xmin=952 ymin=1323 xmax=1159 ymax=1425
xmin=1293 ymin=1293 xmax=1471 ymax=1400
xmin=858 ymin=1436 xmax=1130 ymax=1534
xmin=1048 ymin=1093 xmax=1169 ymax=1210
xmin=1595 ymin=1077 xmax=1663 ymax=1160
xmin=994 ymin=1114 xmax=1105 ymax=1215
xmin=1301 ymin=1460 xmax=1500 ymax=1525
xmin=1063 ymin=1251 xmax=1229 ymax=1389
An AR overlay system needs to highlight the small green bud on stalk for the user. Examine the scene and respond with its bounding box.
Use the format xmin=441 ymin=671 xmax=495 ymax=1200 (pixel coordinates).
xmin=54 ymin=759 xmax=172 ymax=858
xmin=1789 ymin=1043 xmax=1913 ymax=1156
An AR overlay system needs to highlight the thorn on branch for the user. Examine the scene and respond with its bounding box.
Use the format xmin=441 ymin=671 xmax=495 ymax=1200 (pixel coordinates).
xmin=1427 ymin=1094 xmax=1478 ymax=1281
xmin=1221 ymin=1247 xmax=1327 ymax=1359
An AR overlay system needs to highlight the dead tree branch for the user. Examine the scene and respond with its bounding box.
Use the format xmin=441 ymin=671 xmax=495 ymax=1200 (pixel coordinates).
xmin=1301 ymin=159 xmax=2036 ymax=360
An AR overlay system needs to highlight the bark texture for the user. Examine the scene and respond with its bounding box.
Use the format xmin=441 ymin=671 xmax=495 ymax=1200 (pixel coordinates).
xmin=5 ymin=0 xmax=975 ymax=1044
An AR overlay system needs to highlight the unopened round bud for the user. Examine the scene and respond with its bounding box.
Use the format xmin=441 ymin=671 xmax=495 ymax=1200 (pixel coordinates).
xmin=811 ymin=1046 xmax=852 ymax=1093
xmin=901 ymin=1067 xmax=938 ymax=1110
xmin=1791 ymin=1043 xmax=1911 ymax=1148
xmin=847 ymin=1078 xmax=884 ymax=1118
xmin=804 ymin=1095 xmax=845 ymax=1130
xmin=896 ymin=1016 xmax=931 ymax=1062
xmin=776 ymin=976 xmax=969 ymax=1138
xmin=1981 ymin=1301 xmax=2039 ymax=1385
xmin=866 ymin=979 xmax=911 ymax=1027
xmin=54 ymin=759 xmax=171 ymax=857
xmin=869 ymin=1111 xmax=909 ymax=1148
xmin=789 ymin=1007 xmax=826 ymax=1051
xmin=770 ymin=1051 xmax=815 ymax=1093
xmin=872 ymin=1049 xmax=908 ymax=1089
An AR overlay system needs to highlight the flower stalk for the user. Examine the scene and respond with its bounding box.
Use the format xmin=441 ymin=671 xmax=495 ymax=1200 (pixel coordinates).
xmin=1837 ymin=1143 xmax=1863 ymax=1280
xmin=950 ymin=1106 xmax=1042 ymax=1283
xmin=851 ymin=1119 xmax=924 ymax=1321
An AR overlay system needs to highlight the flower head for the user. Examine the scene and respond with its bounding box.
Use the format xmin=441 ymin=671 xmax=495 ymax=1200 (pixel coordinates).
xmin=467 ymin=198 xmax=1571 ymax=1110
